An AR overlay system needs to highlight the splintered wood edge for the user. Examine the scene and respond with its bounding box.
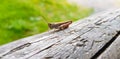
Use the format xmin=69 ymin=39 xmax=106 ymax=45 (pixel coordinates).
xmin=0 ymin=9 xmax=120 ymax=59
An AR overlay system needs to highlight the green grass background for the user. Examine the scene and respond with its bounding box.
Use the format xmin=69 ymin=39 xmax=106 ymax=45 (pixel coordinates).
xmin=0 ymin=0 xmax=93 ymax=45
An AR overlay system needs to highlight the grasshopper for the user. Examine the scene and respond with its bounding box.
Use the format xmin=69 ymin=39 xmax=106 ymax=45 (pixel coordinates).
xmin=48 ymin=21 xmax=72 ymax=30
xmin=41 ymin=14 xmax=72 ymax=30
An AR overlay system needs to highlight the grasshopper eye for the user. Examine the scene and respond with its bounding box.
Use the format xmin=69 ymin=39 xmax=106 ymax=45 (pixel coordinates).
xmin=69 ymin=21 xmax=72 ymax=24
xmin=48 ymin=23 xmax=53 ymax=29
xmin=48 ymin=23 xmax=52 ymax=26
xmin=48 ymin=23 xmax=51 ymax=25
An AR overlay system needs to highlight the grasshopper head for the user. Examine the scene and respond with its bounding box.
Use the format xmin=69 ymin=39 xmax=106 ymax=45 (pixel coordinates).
xmin=48 ymin=23 xmax=53 ymax=29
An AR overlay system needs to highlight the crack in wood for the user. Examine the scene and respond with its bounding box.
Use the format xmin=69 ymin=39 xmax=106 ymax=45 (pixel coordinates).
xmin=64 ymin=45 xmax=77 ymax=59
xmin=95 ymin=20 xmax=108 ymax=25
xmin=66 ymin=55 xmax=70 ymax=59
xmin=71 ymin=28 xmax=94 ymax=44
xmin=76 ymin=42 xmax=86 ymax=47
xmin=91 ymin=31 xmax=120 ymax=59
xmin=26 ymin=43 xmax=56 ymax=59
xmin=94 ymin=18 xmax=107 ymax=25
xmin=44 ymin=56 xmax=53 ymax=59
xmin=109 ymin=15 xmax=120 ymax=22
xmin=0 ymin=43 xmax=31 ymax=58
xmin=94 ymin=14 xmax=120 ymax=25
xmin=0 ymin=36 xmax=59 ymax=59
xmin=89 ymin=40 xmax=95 ymax=51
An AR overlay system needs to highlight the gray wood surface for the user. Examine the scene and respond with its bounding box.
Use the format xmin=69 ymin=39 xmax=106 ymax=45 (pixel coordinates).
xmin=0 ymin=9 xmax=120 ymax=59
xmin=97 ymin=36 xmax=120 ymax=59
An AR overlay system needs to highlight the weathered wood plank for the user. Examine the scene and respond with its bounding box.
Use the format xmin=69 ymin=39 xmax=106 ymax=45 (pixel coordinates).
xmin=97 ymin=35 xmax=120 ymax=59
xmin=0 ymin=9 xmax=120 ymax=59
xmin=0 ymin=9 xmax=115 ymax=56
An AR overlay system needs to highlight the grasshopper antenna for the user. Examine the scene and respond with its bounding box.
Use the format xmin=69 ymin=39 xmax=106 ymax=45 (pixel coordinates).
xmin=40 ymin=15 xmax=49 ymax=24
xmin=39 ymin=8 xmax=50 ymax=24
xmin=40 ymin=13 xmax=51 ymax=30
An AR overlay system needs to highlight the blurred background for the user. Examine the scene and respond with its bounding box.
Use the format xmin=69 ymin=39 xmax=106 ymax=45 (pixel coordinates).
xmin=0 ymin=0 xmax=119 ymax=45
xmin=68 ymin=0 xmax=120 ymax=12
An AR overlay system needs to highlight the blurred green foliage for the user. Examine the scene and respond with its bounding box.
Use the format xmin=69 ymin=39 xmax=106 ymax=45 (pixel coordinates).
xmin=0 ymin=0 xmax=93 ymax=45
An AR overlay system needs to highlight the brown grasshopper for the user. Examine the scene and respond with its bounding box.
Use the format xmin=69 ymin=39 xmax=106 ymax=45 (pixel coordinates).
xmin=48 ymin=21 xmax=72 ymax=30
xmin=41 ymin=15 xmax=72 ymax=30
